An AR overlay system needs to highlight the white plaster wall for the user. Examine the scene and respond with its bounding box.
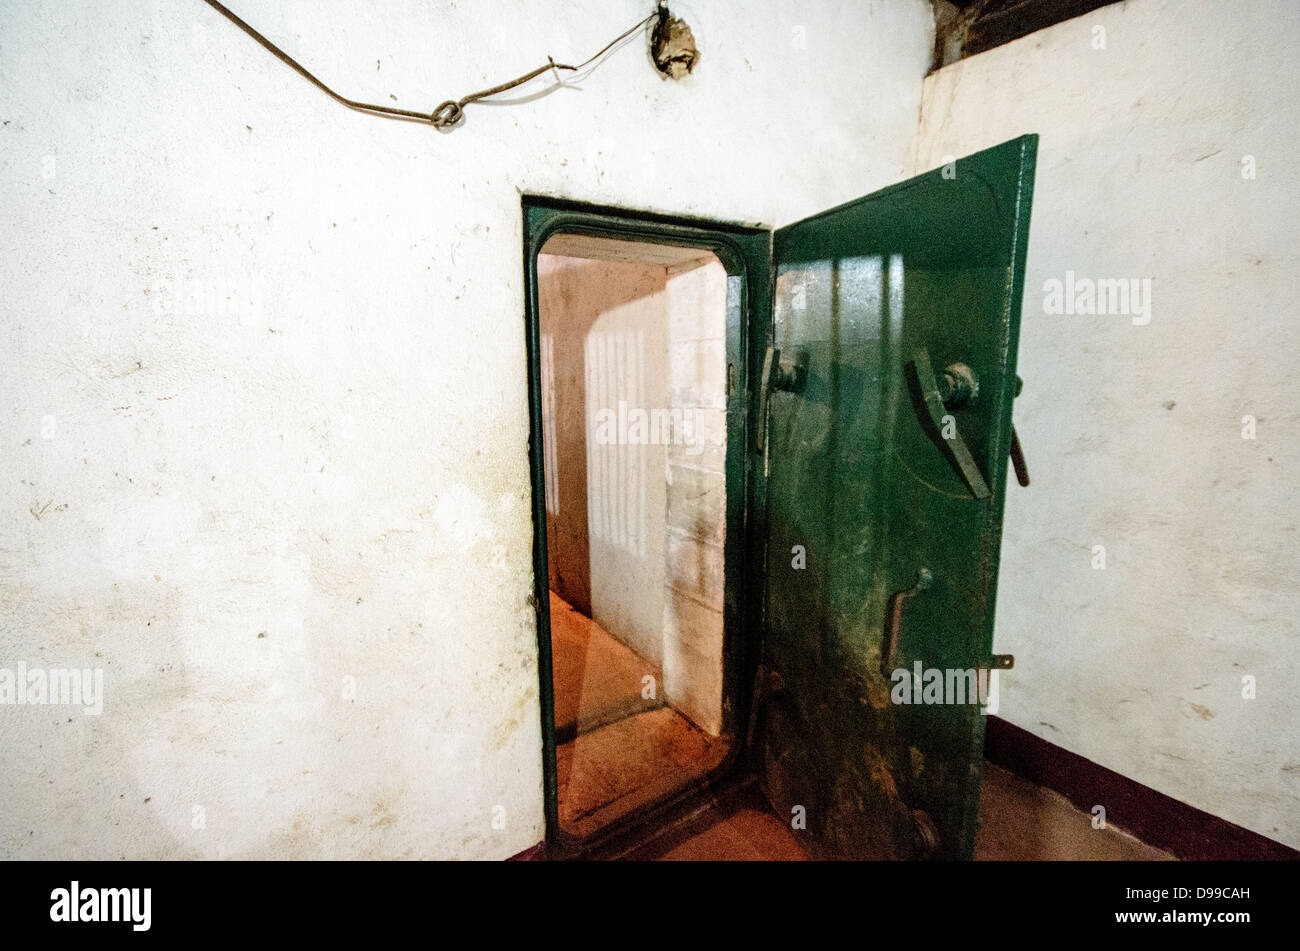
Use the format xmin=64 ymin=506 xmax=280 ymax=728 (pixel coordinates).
xmin=0 ymin=0 xmax=932 ymax=858
xmin=915 ymin=0 xmax=1300 ymax=847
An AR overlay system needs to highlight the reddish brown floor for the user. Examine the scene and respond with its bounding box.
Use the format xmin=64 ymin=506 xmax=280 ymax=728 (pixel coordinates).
xmin=550 ymin=592 xmax=727 ymax=840
xmin=616 ymin=764 xmax=1173 ymax=861
xmin=550 ymin=592 xmax=1173 ymax=860
xmin=623 ymin=781 xmax=808 ymax=861
xmin=549 ymin=593 xmax=661 ymax=738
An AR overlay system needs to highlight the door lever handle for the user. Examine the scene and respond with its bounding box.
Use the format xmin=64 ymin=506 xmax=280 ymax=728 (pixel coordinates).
xmin=1009 ymin=425 xmax=1029 ymax=487
xmin=908 ymin=348 xmax=991 ymax=500
xmin=881 ymin=567 xmax=933 ymax=677
xmin=1008 ymin=377 xmax=1029 ymax=487
xmin=756 ymin=346 xmax=807 ymax=453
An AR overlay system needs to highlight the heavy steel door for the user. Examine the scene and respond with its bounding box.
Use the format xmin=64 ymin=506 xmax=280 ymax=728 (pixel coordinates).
xmin=755 ymin=136 xmax=1037 ymax=859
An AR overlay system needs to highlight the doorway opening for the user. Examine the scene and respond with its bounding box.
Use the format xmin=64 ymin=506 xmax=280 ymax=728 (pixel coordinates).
xmin=535 ymin=232 xmax=731 ymax=840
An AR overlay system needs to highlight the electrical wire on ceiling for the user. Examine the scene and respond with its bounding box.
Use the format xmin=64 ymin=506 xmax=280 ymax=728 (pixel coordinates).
xmin=199 ymin=0 xmax=662 ymax=130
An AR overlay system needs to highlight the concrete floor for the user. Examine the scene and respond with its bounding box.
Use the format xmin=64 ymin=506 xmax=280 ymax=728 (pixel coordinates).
xmin=973 ymin=762 xmax=1172 ymax=861
xmin=550 ymin=591 xmax=1173 ymax=860
xmin=624 ymin=766 xmax=1173 ymax=861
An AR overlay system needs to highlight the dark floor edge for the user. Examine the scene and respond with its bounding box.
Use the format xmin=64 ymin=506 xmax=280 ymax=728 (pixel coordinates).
xmin=507 ymin=842 xmax=546 ymax=861
xmin=985 ymin=715 xmax=1298 ymax=861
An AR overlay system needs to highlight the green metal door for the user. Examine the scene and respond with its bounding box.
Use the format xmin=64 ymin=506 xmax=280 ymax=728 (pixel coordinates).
xmin=755 ymin=136 xmax=1037 ymax=859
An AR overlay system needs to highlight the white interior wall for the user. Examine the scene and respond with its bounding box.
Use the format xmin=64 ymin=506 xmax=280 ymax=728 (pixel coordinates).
xmin=915 ymin=0 xmax=1300 ymax=847
xmin=539 ymin=254 xmax=670 ymax=667
xmin=0 ymin=0 xmax=933 ymax=859
xmin=586 ymin=270 xmax=670 ymax=669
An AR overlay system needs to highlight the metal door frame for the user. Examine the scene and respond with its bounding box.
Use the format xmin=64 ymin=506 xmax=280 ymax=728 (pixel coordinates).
xmin=521 ymin=195 xmax=771 ymax=852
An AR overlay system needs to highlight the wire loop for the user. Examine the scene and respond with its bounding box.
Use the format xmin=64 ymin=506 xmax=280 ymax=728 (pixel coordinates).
xmin=201 ymin=0 xmax=657 ymax=131
xmin=430 ymin=101 xmax=465 ymax=128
